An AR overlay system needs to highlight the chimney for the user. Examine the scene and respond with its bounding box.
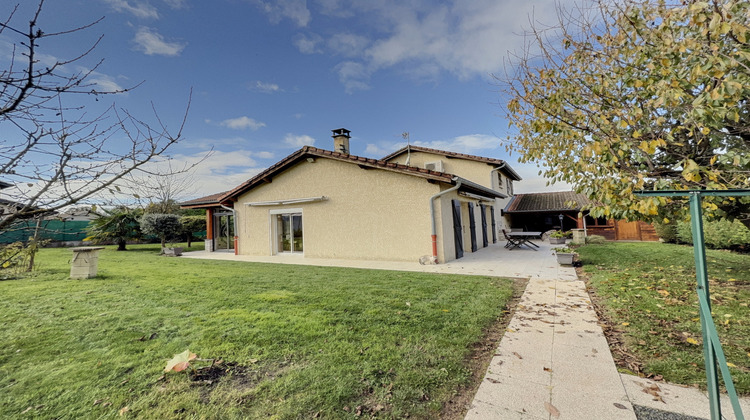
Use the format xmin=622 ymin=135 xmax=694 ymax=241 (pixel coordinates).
xmin=331 ymin=128 xmax=351 ymax=155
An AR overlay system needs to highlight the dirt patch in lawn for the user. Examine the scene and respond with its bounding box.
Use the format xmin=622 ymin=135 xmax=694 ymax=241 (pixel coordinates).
xmin=439 ymin=277 xmax=528 ymax=420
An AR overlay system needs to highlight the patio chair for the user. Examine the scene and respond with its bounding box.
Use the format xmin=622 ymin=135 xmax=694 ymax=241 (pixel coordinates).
xmin=501 ymin=229 xmax=523 ymax=249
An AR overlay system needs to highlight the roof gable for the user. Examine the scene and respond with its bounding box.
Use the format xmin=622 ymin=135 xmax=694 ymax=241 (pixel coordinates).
xmin=381 ymin=145 xmax=522 ymax=180
xmin=181 ymin=146 xmax=507 ymax=208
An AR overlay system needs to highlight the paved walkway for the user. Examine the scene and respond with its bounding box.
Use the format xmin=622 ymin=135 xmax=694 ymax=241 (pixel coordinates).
xmin=183 ymin=241 xmax=749 ymax=420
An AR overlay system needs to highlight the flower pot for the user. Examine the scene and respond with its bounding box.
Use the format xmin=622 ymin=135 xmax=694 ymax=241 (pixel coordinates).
xmin=549 ymin=237 xmax=567 ymax=244
xmin=556 ymin=253 xmax=575 ymax=265
xmin=162 ymin=247 xmax=184 ymax=257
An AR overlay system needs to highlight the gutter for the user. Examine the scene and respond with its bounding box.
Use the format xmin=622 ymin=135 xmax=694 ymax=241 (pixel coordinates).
xmin=220 ymin=204 xmax=239 ymax=256
xmin=428 ymin=178 xmax=463 ymax=263
xmin=490 ymin=163 xmax=507 ymax=191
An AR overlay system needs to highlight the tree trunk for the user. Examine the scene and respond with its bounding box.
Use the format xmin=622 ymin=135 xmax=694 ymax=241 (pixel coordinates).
xmin=117 ymin=239 xmax=127 ymax=251
xmin=187 ymin=233 xmax=192 ymax=248
xmin=26 ymin=216 xmax=42 ymax=272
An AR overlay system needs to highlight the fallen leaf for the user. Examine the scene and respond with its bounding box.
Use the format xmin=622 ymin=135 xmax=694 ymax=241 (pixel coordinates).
xmin=544 ymin=402 xmax=560 ymax=418
xmin=621 ymin=322 xmax=630 ymax=326
xmin=543 ymin=367 xmax=552 ymax=372
xmin=727 ymin=362 xmax=737 ymax=368
xmin=119 ymin=406 xmax=129 ymax=416
xmin=686 ymin=338 xmax=699 ymax=345
xmin=613 ymin=403 xmax=628 ymax=409
xmin=164 ymin=350 xmax=197 ymax=373
xmin=512 ymin=352 xmax=523 ymax=359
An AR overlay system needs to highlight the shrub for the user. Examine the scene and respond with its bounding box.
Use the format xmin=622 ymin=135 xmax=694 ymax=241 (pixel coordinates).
xmin=180 ymin=215 xmax=206 ymax=247
xmin=140 ymin=214 xmax=182 ymax=248
xmin=585 ymin=235 xmax=607 ymax=244
xmin=653 ymin=221 xmax=678 ymax=243
xmin=674 ymin=218 xmax=750 ymax=250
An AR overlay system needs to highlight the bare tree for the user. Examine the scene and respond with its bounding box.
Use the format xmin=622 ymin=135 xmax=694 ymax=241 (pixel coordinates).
xmin=0 ymin=1 xmax=191 ymax=231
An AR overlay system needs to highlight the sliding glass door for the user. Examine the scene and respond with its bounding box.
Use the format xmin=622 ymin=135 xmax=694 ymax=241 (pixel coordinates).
xmin=276 ymin=213 xmax=303 ymax=253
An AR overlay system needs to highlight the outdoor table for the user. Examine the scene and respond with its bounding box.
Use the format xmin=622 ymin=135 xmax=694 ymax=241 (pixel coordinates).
xmin=506 ymin=231 xmax=542 ymax=250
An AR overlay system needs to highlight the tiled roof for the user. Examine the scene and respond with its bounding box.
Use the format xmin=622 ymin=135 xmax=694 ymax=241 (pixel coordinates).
xmin=380 ymin=145 xmax=522 ymax=180
xmin=504 ymin=191 xmax=593 ymax=213
xmin=180 ymin=191 xmax=230 ymax=208
xmin=181 ymin=146 xmax=505 ymax=208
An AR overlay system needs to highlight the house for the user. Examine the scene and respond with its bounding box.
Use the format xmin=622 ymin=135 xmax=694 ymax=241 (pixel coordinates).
xmin=503 ymin=191 xmax=659 ymax=241
xmin=181 ymin=129 xmax=521 ymax=263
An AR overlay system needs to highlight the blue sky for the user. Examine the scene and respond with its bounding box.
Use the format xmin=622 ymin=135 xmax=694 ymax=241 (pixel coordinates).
xmin=1 ymin=0 xmax=570 ymax=202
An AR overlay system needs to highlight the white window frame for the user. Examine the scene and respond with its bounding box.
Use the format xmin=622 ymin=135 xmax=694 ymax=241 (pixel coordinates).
xmin=269 ymin=208 xmax=304 ymax=255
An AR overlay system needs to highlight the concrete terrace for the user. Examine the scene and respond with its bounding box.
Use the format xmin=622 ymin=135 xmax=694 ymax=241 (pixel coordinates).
xmin=182 ymin=241 xmax=749 ymax=420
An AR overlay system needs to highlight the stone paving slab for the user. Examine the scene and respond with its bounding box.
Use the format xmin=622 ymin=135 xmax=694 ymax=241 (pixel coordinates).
xmin=466 ymin=271 xmax=638 ymax=420
xmin=622 ymin=374 xmax=749 ymax=420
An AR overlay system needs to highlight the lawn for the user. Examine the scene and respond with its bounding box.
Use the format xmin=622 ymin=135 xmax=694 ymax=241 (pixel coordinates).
xmin=0 ymin=244 xmax=515 ymax=419
xmin=578 ymin=242 xmax=750 ymax=394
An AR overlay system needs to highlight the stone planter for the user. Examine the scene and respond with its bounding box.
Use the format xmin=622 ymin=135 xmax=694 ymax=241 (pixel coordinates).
xmin=549 ymin=237 xmax=567 ymax=245
xmin=162 ymin=247 xmax=184 ymax=257
xmin=70 ymin=246 xmax=105 ymax=279
xmin=556 ymin=253 xmax=575 ymax=265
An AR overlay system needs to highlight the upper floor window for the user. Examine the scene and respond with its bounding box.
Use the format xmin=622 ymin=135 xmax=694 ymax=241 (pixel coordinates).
xmin=506 ymin=177 xmax=513 ymax=195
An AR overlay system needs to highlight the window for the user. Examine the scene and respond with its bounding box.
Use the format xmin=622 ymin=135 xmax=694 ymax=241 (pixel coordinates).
xmin=584 ymin=215 xmax=609 ymax=226
xmin=275 ymin=212 xmax=303 ymax=253
xmin=506 ymin=178 xmax=514 ymax=195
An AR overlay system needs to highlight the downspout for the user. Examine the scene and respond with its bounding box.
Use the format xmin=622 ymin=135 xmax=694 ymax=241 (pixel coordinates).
xmin=429 ymin=178 xmax=463 ymax=263
xmin=220 ymin=204 xmax=239 ymax=256
xmin=490 ymin=163 xmax=508 ymax=230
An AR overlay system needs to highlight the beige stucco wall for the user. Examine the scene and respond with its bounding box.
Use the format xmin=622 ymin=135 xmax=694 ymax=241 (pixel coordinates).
xmin=387 ymin=150 xmax=513 ymax=235
xmin=433 ymin=187 xmax=498 ymax=262
xmin=233 ymin=158 xmax=445 ymax=262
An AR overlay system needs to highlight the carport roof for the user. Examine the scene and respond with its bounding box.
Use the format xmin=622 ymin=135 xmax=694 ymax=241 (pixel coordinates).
xmin=504 ymin=191 xmax=592 ymax=213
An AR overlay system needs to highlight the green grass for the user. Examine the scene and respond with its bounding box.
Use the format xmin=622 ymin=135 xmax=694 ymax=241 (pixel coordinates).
xmin=578 ymin=242 xmax=750 ymax=393
xmin=0 ymin=244 xmax=514 ymax=419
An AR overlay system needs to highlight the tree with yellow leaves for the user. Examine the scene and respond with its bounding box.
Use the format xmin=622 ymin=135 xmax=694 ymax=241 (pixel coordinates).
xmin=502 ymin=0 xmax=750 ymax=226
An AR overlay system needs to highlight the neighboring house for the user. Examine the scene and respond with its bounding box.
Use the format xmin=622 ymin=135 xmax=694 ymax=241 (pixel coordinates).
xmin=504 ymin=191 xmax=659 ymax=241
xmin=181 ymin=129 xmax=520 ymax=263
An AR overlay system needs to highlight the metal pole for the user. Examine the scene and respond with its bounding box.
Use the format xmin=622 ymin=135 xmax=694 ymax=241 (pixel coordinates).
xmin=689 ymin=192 xmax=721 ymax=420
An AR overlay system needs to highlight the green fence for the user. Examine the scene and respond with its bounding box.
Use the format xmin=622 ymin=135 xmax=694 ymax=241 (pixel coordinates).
xmin=0 ymin=220 xmax=91 ymax=244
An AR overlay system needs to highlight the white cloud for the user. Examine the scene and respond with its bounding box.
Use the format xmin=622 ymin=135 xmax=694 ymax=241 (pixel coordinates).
xmin=365 ymin=143 xmax=388 ymax=156
xmin=511 ymin=161 xmax=574 ymax=194
xmin=283 ymin=134 xmax=315 ymax=148
xmin=413 ymin=134 xmax=501 ymax=154
xmin=293 ymin=33 xmax=323 ymax=54
xmin=89 ymin=72 xmax=126 ymax=93
xmin=104 ymin=0 xmax=159 ymax=19
xmin=335 ymin=61 xmax=371 ymax=93
xmin=256 ymin=151 xmax=275 ymax=159
xmin=328 ymin=33 xmax=369 ymax=57
xmin=150 ymin=150 xmax=266 ymax=198
xmin=133 ymin=27 xmax=186 ymax=56
xmin=163 ymin=0 xmax=187 ymax=9
xmin=252 ymin=81 xmax=282 ymax=93
xmin=219 ymin=116 xmax=266 ymax=130
xmin=303 ymin=0 xmax=561 ymax=91
xmin=256 ymin=0 xmax=311 ymax=27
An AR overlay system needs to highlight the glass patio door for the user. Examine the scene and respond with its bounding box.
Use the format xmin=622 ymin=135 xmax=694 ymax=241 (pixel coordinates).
xmin=214 ymin=213 xmax=234 ymax=250
xmin=276 ymin=213 xmax=303 ymax=253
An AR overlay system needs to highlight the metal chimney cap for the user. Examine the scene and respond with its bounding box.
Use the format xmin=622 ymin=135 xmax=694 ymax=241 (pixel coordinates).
xmin=331 ymin=128 xmax=351 ymax=138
